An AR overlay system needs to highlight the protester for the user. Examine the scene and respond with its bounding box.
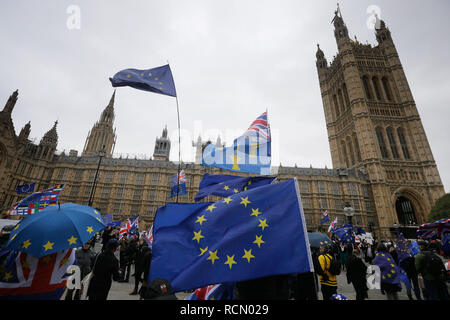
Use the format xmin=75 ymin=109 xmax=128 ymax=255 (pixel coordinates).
xmin=234 ymin=274 xmax=290 ymax=300
xmin=318 ymin=244 xmax=338 ymax=300
xmin=339 ymin=243 xmax=348 ymax=271
xmin=415 ymin=240 xmax=449 ymax=300
xmin=118 ymin=237 xmax=129 ymax=280
xmin=65 ymin=240 xmax=96 ymax=300
xmin=130 ymin=238 xmax=150 ymax=295
xmin=374 ymin=243 xmax=402 ymax=300
xmin=87 ymin=238 xmax=121 ymax=300
xmin=346 ymin=249 xmax=368 ymax=300
xmin=142 ymin=278 xmax=177 ymax=300
xmin=138 ymin=246 xmax=153 ymax=300
xmin=101 ymin=226 xmax=114 ymax=252
xmin=399 ymin=252 xmax=422 ymax=300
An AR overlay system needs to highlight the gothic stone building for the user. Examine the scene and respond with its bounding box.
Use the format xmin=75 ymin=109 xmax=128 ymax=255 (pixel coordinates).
xmin=0 ymin=9 xmax=445 ymax=239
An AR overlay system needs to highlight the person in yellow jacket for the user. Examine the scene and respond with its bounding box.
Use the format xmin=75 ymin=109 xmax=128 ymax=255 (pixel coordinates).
xmin=318 ymin=244 xmax=338 ymax=300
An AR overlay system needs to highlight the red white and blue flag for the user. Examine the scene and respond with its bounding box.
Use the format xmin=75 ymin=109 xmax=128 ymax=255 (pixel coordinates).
xmin=145 ymin=225 xmax=153 ymax=248
xmin=242 ymin=111 xmax=270 ymax=141
xmin=8 ymin=184 xmax=65 ymax=216
xmin=320 ymin=210 xmax=330 ymax=225
xmin=328 ymin=217 xmax=338 ymax=232
xmin=417 ymin=218 xmax=450 ymax=240
xmin=119 ymin=216 xmax=139 ymax=240
xmin=0 ymin=249 xmax=75 ymax=299
xmin=185 ymin=283 xmax=234 ymax=300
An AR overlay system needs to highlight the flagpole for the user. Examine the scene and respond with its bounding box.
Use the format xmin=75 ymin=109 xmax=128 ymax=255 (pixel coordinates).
xmin=168 ymin=61 xmax=182 ymax=204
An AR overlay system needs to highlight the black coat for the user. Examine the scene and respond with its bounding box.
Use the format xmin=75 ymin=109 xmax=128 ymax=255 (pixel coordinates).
xmin=87 ymin=251 xmax=120 ymax=300
xmin=346 ymin=255 xmax=368 ymax=289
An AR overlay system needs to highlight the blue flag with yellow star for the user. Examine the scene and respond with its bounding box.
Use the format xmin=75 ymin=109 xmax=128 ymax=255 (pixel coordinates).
xmin=332 ymin=224 xmax=354 ymax=244
xmin=373 ymin=251 xmax=401 ymax=287
xmin=149 ymin=178 xmax=313 ymax=292
xmin=110 ymin=64 xmax=176 ymax=97
xmin=194 ymin=173 xmax=276 ymax=202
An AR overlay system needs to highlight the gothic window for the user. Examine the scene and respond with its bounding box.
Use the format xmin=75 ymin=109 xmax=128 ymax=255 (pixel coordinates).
xmin=136 ymin=173 xmax=145 ymax=185
xmin=341 ymin=140 xmax=349 ymax=167
xmin=119 ymin=172 xmax=128 ymax=184
xmin=300 ymin=181 xmax=310 ymax=194
xmin=331 ymin=183 xmax=340 ymax=195
xmin=346 ymin=136 xmax=355 ymax=165
xmin=397 ymin=127 xmax=411 ymax=159
xmin=342 ymin=83 xmax=351 ymax=109
xmin=302 ymin=197 xmax=311 ymax=209
xmin=75 ymin=170 xmax=83 ymax=181
xmin=382 ymin=77 xmax=392 ymax=101
xmin=319 ymin=197 xmax=328 ymax=209
xmin=101 ymin=187 xmax=111 ymax=199
xmin=318 ymin=181 xmax=326 ymax=194
xmin=348 ymin=183 xmax=357 ymax=195
xmin=57 ymin=168 xmax=66 ymax=180
xmin=335 ymin=199 xmax=344 ymax=210
xmin=70 ymin=186 xmax=80 ymax=197
xmin=375 ymin=127 xmax=389 ymax=158
xmin=338 ymin=89 xmax=345 ymax=113
xmin=362 ymin=76 xmax=372 ymax=100
xmin=386 ymin=127 xmax=399 ymax=158
xmin=333 ymin=94 xmax=340 ymax=118
xmin=353 ymin=133 xmax=362 ymax=162
xmin=151 ymin=173 xmax=160 ymax=185
xmin=372 ymin=77 xmax=382 ymax=101
xmin=104 ymin=171 xmax=114 ymax=183
xmin=353 ymin=199 xmax=361 ymax=211
xmin=130 ymin=204 xmax=140 ymax=215
xmin=116 ymin=188 xmax=124 ymax=199
xmin=133 ymin=189 xmax=143 ymax=201
xmin=148 ymin=189 xmax=157 ymax=201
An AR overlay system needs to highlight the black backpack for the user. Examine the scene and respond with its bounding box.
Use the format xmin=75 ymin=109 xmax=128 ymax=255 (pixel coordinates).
xmin=324 ymin=254 xmax=341 ymax=276
xmin=425 ymin=252 xmax=445 ymax=277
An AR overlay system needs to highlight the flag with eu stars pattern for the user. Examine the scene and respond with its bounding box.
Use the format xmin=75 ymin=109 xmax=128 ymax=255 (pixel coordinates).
xmin=332 ymin=224 xmax=355 ymax=244
xmin=148 ymin=178 xmax=313 ymax=292
xmin=373 ymin=251 xmax=401 ymax=288
xmin=194 ymin=173 xmax=276 ymax=202
xmin=110 ymin=64 xmax=176 ymax=97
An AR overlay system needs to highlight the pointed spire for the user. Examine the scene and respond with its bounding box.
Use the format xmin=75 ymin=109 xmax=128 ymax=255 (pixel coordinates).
xmin=2 ymin=89 xmax=18 ymax=114
xmin=40 ymin=120 xmax=58 ymax=148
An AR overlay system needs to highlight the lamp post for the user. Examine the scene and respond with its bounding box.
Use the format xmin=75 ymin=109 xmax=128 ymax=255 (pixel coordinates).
xmin=88 ymin=146 xmax=106 ymax=207
xmin=343 ymin=202 xmax=354 ymax=225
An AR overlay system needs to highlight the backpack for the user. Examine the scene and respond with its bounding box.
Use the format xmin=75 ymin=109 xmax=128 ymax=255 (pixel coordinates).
xmin=425 ymin=252 xmax=445 ymax=277
xmin=324 ymin=254 xmax=341 ymax=276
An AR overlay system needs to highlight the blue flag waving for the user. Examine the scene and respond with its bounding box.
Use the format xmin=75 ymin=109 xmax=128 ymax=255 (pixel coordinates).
xmin=373 ymin=251 xmax=402 ymax=289
xmin=201 ymin=112 xmax=271 ymax=175
xmin=149 ymin=178 xmax=313 ymax=291
xmin=319 ymin=210 xmax=330 ymax=225
xmin=194 ymin=174 xmax=276 ymax=202
xmin=110 ymin=64 xmax=176 ymax=97
xmin=16 ymin=183 xmax=36 ymax=195
xmin=333 ymin=224 xmax=354 ymax=244
xmin=170 ymin=170 xmax=187 ymax=198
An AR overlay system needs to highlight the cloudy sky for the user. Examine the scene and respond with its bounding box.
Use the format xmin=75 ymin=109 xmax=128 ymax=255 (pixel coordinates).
xmin=1 ymin=0 xmax=449 ymax=191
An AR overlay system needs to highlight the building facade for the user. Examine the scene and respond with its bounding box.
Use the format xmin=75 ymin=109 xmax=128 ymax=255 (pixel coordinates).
xmin=0 ymin=8 xmax=444 ymax=238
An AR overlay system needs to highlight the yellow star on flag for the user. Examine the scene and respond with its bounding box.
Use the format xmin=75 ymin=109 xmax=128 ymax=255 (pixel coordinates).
xmin=242 ymin=249 xmax=255 ymax=263
xmin=207 ymin=250 xmax=219 ymax=265
xmin=43 ymin=241 xmax=54 ymax=251
xmin=192 ymin=230 xmax=204 ymax=243
xmin=67 ymin=236 xmax=78 ymax=245
xmin=195 ymin=215 xmax=207 ymax=225
xmin=223 ymin=185 xmax=230 ymax=190
xmin=223 ymin=197 xmax=233 ymax=205
xmin=240 ymin=197 xmax=251 ymax=208
xmin=253 ymin=235 xmax=265 ymax=248
xmin=206 ymin=204 xmax=216 ymax=213
xmin=86 ymin=226 xmax=94 ymax=234
xmin=22 ymin=239 xmax=32 ymax=249
xmin=13 ymin=224 xmax=20 ymax=230
xmin=258 ymin=219 xmax=269 ymax=231
xmin=199 ymin=247 xmax=209 ymax=256
xmin=4 ymin=272 xmax=12 ymax=281
xmin=224 ymin=255 xmax=237 ymax=269
xmin=10 ymin=234 xmax=16 ymax=241
xmin=250 ymin=208 xmax=262 ymax=217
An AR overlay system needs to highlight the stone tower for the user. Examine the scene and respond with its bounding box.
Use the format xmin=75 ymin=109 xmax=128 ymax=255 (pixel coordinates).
xmin=316 ymin=7 xmax=445 ymax=238
xmin=82 ymin=91 xmax=117 ymax=157
xmin=153 ymin=126 xmax=171 ymax=161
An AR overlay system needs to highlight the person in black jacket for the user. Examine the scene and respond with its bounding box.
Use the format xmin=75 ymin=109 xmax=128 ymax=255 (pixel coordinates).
xmin=138 ymin=247 xmax=153 ymax=300
xmin=87 ymin=239 xmax=121 ymax=300
xmin=130 ymin=238 xmax=150 ymax=295
xmin=346 ymin=249 xmax=368 ymax=300
xmin=101 ymin=226 xmax=113 ymax=252
xmin=400 ymin=254 xmax=422 ymax=300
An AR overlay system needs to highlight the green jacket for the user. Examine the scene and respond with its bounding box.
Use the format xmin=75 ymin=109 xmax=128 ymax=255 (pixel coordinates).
xmin=414 ymin=251 xmax=445 ymax=281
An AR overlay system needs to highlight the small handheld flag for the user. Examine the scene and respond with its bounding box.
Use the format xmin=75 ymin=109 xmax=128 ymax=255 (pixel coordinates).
xmin=319 ymin=210 xmax=330 ymax=225
xmin=16 ymin=183 xmax=36 ymax=195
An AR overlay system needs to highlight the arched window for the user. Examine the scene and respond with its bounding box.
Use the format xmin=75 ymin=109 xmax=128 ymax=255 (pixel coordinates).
xmin=338 ymin=89 xmax=345 ymax=113
xmin=346 ymin=136 xmax=355 ymax=166
xmin=382 ymin=77 xmax=392 ymax=101
xmin=375 ymin=127 xmax=389 ymax=158
xmin=397 ymin=127 xmax=411 ymax=159
xmin=372 ymin=77 xmax=382 ymax=101
xmin=333 ymin=94 xmax=340 ymax=118
xmin=362 ymin=76 xmax=372 ymax=100
xmin=341 ymin=140 xmax=349 ymax=167
xmin=386 ymin=127 xmax=399 ymax=158
xmin=353 ymin=132 xmax=362 ymax=162
xmin=343 ymin=83 xmax=351 ymax=109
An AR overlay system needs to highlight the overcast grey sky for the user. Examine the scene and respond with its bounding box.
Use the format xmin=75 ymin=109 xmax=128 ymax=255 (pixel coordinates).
xmin=1 ymin=0 xmax=449 ymax=192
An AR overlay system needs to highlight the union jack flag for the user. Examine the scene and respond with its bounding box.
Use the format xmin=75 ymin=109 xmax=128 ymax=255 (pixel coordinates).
xmin=0 ymin=249 xmax=75 ymax=299
xmin=320 ymin=210 xmax=330 ymax=225
xmin=328 ymin=217 xmax=338 ymax=232
xmin=242 ymin=111 xmax=270 ymax=141
xmin=417 ymin=218 xmax=450 ymax=240
xmin=145 ymin=225 xmax=153 ymax=248
xmin=185 ymin=283 xmax=234 ymax=300
xmin=119 ymin=216 xmax=139 ymax=240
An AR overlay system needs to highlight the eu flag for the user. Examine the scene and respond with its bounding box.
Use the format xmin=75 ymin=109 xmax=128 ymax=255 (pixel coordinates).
xmin=170 ymin=171 xmax=187 ymax=198
xmin=149 ymin=178 xmax=313 ymax=291
xmin=110 ymin=64 xmax=176 ymax=97
xmin=16 ymin=182 xmax=36 ymax=195
xmin=194 ymin=173 xmax=276 ymax=202
xmin=373 ymin=251 xmax=401 ymax=287
xmin=333 ymin=224 xmax=354 ymax=243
